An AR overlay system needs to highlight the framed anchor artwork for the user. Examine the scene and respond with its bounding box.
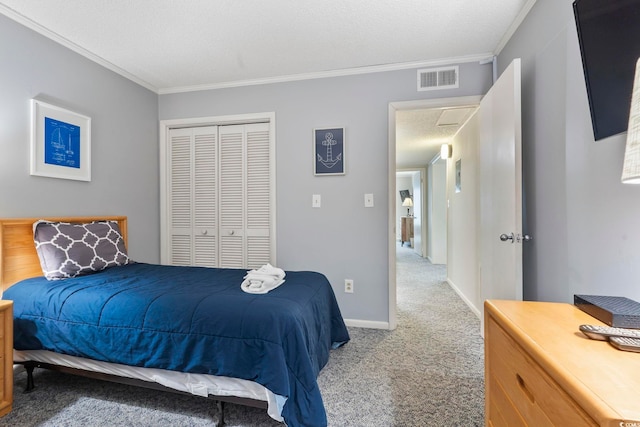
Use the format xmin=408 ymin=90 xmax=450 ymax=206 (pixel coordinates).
xmin=30 ymin=99 xmax=92 ymax=181
xmin=314 ymin=127 xmax=345 ymax=176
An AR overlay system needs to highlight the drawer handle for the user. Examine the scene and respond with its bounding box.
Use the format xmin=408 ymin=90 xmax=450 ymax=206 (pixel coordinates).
xmin=516 ymin=374 xmax=535 ymax=403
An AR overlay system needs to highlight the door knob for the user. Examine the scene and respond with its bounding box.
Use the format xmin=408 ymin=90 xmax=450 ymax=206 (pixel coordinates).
xmin=500 ymin=233 xmax=532 ymax=243
xmin=499 ymin=233 xmax=514 ymax=243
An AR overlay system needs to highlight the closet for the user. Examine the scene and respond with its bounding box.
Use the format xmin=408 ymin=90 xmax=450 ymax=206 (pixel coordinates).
xmin=161 ymin=121 xmax=274 ymax=269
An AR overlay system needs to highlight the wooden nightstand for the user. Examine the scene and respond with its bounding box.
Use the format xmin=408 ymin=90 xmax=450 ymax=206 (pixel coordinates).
xmin=0 ymin=300 xmax=12 ymax=417
xmin=400 ymin=216 xmax=413 ymax=247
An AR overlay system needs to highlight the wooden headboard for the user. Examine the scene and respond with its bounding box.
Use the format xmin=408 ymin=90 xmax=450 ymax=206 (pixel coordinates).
xmin=0 ymin=216 xmax=128 ymax=292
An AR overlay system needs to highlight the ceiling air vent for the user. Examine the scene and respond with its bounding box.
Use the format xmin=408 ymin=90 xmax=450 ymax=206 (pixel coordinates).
xmin=417 ymin=66 xmax=459 ymax=91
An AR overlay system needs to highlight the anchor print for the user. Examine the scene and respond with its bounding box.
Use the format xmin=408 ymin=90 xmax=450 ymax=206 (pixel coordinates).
xmin=317 ymin=132 xmax=342 ymax=168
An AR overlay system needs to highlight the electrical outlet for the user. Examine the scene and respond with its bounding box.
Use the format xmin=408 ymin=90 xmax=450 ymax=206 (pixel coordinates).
xmin=364 ymin=193 xmax=374 ymax=207
xmin=344 ymin=279 xmax=354 ymax=293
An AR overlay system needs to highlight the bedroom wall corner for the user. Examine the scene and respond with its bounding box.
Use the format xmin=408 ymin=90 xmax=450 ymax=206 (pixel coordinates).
xmin=497 ymin=0 xmax=640 ymax=303
xmin=0 ymin=14 xmax=160 ymax=263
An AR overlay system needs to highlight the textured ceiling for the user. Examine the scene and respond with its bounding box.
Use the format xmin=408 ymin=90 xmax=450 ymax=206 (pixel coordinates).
xmin=396 ymin=106 xmax=477 ymax=168
xmin=0 ymin=0 xmax=533 ymax=93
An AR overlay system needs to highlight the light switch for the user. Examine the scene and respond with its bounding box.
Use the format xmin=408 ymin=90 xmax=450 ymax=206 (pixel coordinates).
xmin=312 ymin=194 xmax=321 ymax=208
xmin=364 ymin=193 xmax=374 ymax=207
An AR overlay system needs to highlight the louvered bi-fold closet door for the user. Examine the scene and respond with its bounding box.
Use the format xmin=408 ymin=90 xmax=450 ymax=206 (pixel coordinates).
xmin=168 ymin=126 xmax=218 ymax=267
xmin=218 ymin=123 xmax=271 ymax=269
xmin=245 ymin=123 xmax=272 ymax=268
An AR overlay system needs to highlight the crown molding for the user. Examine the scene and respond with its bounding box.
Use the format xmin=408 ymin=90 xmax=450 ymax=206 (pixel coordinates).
xmin=494 ymin=0 xmax=538 ymax=55
xmin=0 ymin=5 xmax=158 ymax=93
xmin=158 ymin=53 xmax=495 ymax=94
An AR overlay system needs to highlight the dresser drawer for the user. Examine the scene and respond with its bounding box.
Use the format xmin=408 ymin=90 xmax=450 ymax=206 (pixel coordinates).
xmin=487 ymin=318 xmax=597 ymax=426
xmin=486 ymin=374 xmax=527 ymax=427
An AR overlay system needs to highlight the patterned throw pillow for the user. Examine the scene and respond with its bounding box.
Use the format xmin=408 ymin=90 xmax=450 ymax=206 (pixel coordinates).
xmin=33 ymin=220 xmax=131 ymax=280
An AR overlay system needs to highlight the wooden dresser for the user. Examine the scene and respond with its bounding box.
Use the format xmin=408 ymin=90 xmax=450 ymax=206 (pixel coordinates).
xmin=485 ymin=300 xmax=640 ymax=426
xmin=0 ymin=300 xmax=12 ymax=417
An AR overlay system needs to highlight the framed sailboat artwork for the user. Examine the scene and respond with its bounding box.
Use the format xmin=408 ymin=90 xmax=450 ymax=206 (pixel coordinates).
xmin=314 ymin=127 xmax=345 ymax=176
xmin=30 ymin=99 xmax=91 ymax=181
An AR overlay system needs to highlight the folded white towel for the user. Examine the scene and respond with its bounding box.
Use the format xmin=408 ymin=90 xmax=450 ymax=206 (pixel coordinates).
xmin=241 ymin=277 xmax=285 ymax=294
xmin=246 ymin=263 xmax=285 ymax=280
xmin=243 ymin=272 xmax=281 ymax=281
xmin=241 ymin=263 xmax=286 ymax=294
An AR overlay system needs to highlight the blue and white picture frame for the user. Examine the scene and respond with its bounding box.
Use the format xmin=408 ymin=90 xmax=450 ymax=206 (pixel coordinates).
xmin=30 ymin=99 xmax=91 ymax=181
xmin=314 ymin=127 xmax=345 ymax=176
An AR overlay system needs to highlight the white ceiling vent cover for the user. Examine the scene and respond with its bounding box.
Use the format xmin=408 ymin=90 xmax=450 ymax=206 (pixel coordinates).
xmin=417 ymin=66 xmax=459 ymax=91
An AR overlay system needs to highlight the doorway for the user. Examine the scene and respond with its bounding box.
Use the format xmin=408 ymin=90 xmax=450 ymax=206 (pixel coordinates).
xmin=388 ymin=96 xmax=482 ymax=330
xmin=396 ymin=169 xmax=425 ymax=256
xmin=389 ymin=58 xmax=523 ymax=331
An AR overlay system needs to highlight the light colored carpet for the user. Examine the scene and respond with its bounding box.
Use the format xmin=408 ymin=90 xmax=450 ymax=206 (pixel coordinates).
xmin=0 ymin=245 xmax=484 ymax=426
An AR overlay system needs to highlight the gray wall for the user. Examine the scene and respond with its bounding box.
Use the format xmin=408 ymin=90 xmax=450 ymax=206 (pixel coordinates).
xmin=499 ymin=0 xmax=640 ymax=302
xmin=0 ymin=12 xmax=494 ymax=324
xmin=0 ymin=15 xmax=160 ymax=263
xmin=160 ymin=64 xmax=492 ymax=322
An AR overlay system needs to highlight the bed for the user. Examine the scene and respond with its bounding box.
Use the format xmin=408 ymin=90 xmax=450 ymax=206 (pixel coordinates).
xmin=0 ymin=216 xmax=349 ymax=427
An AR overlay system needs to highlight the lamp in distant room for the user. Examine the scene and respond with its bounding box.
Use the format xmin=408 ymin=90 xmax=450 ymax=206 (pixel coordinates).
xmin=622 ymin=58 xmax=640 ymax=184
xmin=402 ymin=196 xmax=413 ymax=216
xmin=441 ymin=143 xmax=452 ymax=159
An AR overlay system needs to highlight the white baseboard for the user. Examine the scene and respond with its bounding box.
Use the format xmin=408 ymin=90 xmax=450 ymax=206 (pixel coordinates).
xmin=446 ymin=278 xmax=482 ymax=319
xmin=344 ymin=279 xmax=481 ymax=331
xmin=344 ymin=318 xmax=390 ymax=330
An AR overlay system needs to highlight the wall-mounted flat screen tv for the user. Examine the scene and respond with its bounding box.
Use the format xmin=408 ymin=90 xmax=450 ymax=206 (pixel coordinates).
xmin=573 ymin=0 xmax=640 ymax=141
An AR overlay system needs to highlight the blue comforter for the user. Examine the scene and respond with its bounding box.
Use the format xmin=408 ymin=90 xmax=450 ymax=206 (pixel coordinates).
xmin=5 ymin=263 xmax=350 ymax=427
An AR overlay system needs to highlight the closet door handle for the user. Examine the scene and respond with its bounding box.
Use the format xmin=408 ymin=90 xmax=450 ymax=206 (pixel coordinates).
xmin=229 ymin=230 xmax=235 ymax=236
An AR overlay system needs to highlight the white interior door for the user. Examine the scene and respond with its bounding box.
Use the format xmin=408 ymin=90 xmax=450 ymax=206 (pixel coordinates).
xmin=218 ymin=122 xmax=273 ymax=269
xmin=411 ymin=171 xmax=423 ymax=256
xmin=218 ymin=125 xmax=246 ymax=268
xmin=479 ymin=58 xmax=523 ymax=308
xmin=167 ymin=126 xmax=218 ymax=267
